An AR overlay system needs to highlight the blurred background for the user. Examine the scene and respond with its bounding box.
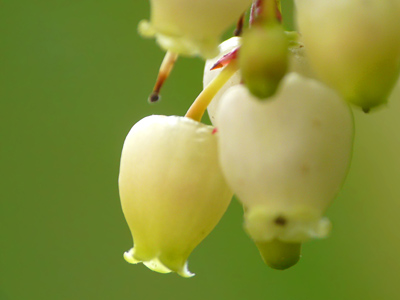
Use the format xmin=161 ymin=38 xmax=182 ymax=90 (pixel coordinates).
xmin=1 ymin=1 xmax=400 ymax=299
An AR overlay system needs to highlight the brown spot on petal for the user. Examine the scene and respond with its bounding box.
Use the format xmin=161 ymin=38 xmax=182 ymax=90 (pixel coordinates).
xmin=312 ymin=118 xmax=322 ymax=128
xmin=300 ymin=163 xmax=310 ymax=174
xmin=274 ymin=216 xmax=287 ymax=226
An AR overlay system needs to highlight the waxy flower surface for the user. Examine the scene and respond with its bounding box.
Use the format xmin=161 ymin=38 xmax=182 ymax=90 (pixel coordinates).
xmin=216 ymin=73 xmax=354 ymax=268
xmin=139 ymin=0 xmax=253 ymax=58
xmin=296 ymin=0 xmax=400 ymax=111
xmin=117 ymin=0 xmax=395 ymax=276
xmin=119 ymin=115 xmax=232 ymax=277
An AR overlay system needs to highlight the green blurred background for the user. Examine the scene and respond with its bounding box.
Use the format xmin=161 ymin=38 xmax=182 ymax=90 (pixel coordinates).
xmin=1 ymin=1 xmax=400 ymax=299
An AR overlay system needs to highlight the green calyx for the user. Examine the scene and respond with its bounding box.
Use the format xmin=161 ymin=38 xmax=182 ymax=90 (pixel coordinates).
xmin=239 ymin=21 xmax=288 ymax=99
xmin=255 ymin=239 xmax=301 ymax=270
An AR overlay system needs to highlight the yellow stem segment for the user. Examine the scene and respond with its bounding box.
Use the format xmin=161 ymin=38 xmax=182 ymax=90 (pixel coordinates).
xmin=185 ymin=61 xmax=239 ymax=122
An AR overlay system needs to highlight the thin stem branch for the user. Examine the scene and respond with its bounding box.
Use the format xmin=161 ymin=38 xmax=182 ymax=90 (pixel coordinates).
xmin=185 ymin=61 xmax=239 ymax=122
xmin=234 ymin=13 xmax=245 ymax=36
xmin=148 ymin=51 xmax=179 ymax=103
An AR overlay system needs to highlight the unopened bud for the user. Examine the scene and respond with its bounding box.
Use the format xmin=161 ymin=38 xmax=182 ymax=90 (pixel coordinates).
xmin=203 ymin=36 xmax=316 ymax=125
xmin=239 ymin=22 xmax=288 ymax=99
xmin=255 ymin=240 xmax=301 ymax=270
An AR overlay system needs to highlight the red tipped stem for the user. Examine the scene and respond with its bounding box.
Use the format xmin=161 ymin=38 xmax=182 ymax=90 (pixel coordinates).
xmin=234 ymin=14 xmax=245 ymax=36
xmin=148 ymin=51 xmax=178 ymax=103
xmin=210 ymin=48 xmax=239 ymax=70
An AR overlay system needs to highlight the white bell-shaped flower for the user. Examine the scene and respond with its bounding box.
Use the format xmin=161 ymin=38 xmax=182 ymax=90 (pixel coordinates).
xmin=295 ymin=0 xmax=400 ymax=111
xmin=119 ymin=115 xmax=232 ymax=277
xmin=139 ymin=0 xmax=253 ymax=58
xmin=216 ymin=73 xmax=354 ymax=268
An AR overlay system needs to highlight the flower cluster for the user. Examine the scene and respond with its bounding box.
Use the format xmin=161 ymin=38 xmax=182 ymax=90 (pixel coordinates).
xmin=119 ymin=0 xmax=400 ymax=276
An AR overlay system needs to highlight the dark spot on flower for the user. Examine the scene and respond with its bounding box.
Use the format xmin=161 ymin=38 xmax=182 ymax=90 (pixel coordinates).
xmin=312 ymin=118 xmax=322 ymax=128
xmin=300 ymin=163 xmax=310 ymax=174
xmin=274 ymin=216 xmax=287 ymax=226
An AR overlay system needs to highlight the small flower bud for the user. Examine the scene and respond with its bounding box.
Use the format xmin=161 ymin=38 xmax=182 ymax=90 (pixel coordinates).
xmin=239 ymin=22 xmax=289 ymax=99
xmin=296 ymin=0 xmax=400 ymax=111
xmin=119 ymin=115 xmax=233 ymax=277
xmin=255 ymin=240 xmax=301 ymax=270
xmin=204 ymin=35 xmax=313 ymax=125
xmin=139 ymin=0 xmax=253 ymax=58
xmin=216 ymin=73 xmax=354 ymax=269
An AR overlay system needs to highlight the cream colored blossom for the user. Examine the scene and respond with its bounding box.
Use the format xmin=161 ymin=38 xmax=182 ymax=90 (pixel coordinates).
xmin=216 ymin=73 xmax=354 ymax=267
xmin=119 ymin=115 xmax=232 ymax=277
xmin=296 ymin=0 xmax=400 ymax=111
xmin=139 ymin=0 xmax=253 ymax=58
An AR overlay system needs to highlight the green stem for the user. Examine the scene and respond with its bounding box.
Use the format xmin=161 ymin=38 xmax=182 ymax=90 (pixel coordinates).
xmin=258 ymin=0 xmax=281 ymax=23
xmin=185 ymin=61 xmax=238 ymax=122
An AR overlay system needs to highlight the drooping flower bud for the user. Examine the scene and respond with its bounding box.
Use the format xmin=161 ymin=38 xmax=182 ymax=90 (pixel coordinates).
xmin=203 ymin=35 xmax=314 ymax=125
xmin=239 ymin=22 xmax=289 ymax=99
xmin=295 ymin=0 xmax=400 ymax=111
xmin=216 ymin=73 xmax=354 ymax=269
xmin=119 ymin=115 xmax=232 ymax=277
xmin=139 ymin=0 xmax=253 ymax=59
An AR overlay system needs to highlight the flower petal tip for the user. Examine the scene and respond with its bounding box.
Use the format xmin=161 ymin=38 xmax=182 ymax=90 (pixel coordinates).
xmin=179 ymin=262 xmax=195 ymax=278
xmin=244 ymin=206 xmax=332 ymax=243
xmin=138 ymin=19 xmax=218 ymax=58
xmin=123 ymin=248 xmax=195 ymax=278
xmin=123 ymin=248 xmax=141 ymax=264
